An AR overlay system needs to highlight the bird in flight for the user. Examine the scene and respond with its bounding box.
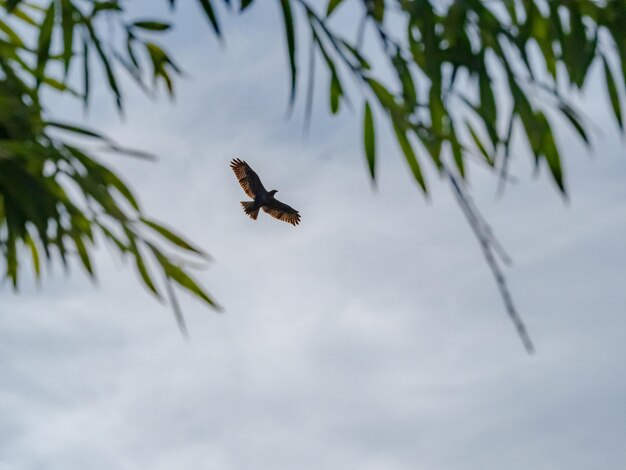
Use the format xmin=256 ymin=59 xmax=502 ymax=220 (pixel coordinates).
xmin=230 ymin=158 xmax=301 ymax=226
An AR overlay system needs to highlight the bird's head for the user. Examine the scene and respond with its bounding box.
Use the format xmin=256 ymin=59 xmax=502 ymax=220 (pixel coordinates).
xmin=269 ymin=189 xmax=278 ymax=196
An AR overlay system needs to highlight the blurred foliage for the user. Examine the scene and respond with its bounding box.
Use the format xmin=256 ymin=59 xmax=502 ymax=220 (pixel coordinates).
xmin=1 ymin=0 xmax=624 ymax=348
xmin=0 ymin=0 xmax=216 ymax=335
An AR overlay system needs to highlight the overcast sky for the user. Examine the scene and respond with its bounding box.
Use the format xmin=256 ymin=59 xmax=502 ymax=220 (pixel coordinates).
xmin=1 ymin=2 xmax=625 ymax=469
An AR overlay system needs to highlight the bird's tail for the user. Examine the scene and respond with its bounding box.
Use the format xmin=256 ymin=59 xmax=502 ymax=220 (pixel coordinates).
xmin=241 ymin=201 xmax=259 ymax=220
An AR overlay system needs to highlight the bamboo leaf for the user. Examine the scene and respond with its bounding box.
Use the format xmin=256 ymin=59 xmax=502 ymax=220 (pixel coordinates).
xmin=603 ymin=55 xmax=623 ymax=130
xmin=133 ymin=21 xmax=171 ymax=31
xmin=240 ymin=0 xmax=254 ymax=11
xmin=363 ymin=101 xmax=376 ymax=181
xmin=150 ymin=245 xmax=218 ymax=309
xmin=329 ymin=72 xmax=342 ymax=114
xmin=126 ymin=232 xmax=161 ymax=298
xmin=35 ymin=2 xmax=55 ymax=90
xmin=279 ymin=0 xmax=296 ymax=108
xmin=61 ymin=0 xmax=74 ymax=76
xmin=197 ymin=0 xmax=221 ymax=36
xmin=392 ymin=119 xmax=427 ymax=193
xmin=141 ymin=218 xmax=206 ymax=256
xmin=326 ymin=0 xmax=345 ymax=17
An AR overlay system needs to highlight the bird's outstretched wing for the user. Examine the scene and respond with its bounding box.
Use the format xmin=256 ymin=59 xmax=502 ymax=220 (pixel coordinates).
xmin=263 ymin=199 xmax=301 ymax=226
xmin=230 ymin=158 xmax=266 ymax=198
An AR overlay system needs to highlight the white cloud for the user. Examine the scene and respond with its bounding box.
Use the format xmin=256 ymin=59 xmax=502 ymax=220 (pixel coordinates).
xmin=1 ymin=1 xmax=625 ymax=469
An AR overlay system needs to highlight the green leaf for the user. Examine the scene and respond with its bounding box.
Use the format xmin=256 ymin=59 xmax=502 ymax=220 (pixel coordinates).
xmin=141 ymin=218 xmax=206 ymax=256
xmin=133 ymin=21 xmax=171 ymax=31
xmin=82 ymin=36 xmax=90 ymax=108
xmin=0 ymin=19 xmax=26 ymax=47
xmin=98 ymin=223 xmax=128 ymax=253
xmin=25 ymin=233 xmax=41 ymax=280
xmin=366 ymin=78 xmax=397 ymax=111
xmin=45 ymin=121 xmax=111 ymax=141
xmin=92 ymin=1 xmax=122 ymax=14
xmin=35 ymin=1 xmax=55 ymax=89
xmin=197 ymin=0 xmax=221 ymax=36
xmin=240 ymin=0 xmax=254 ymax=11
xmin=450 ymin=123 xmax=465 ymax=178
xmin=85 ymin=20 xmax=123 ymax=110
xmin=71 ymin=232 xmax=94 ymax=276
xmin=279 ymin=0 xmax=296 ymax=108
xmin=100 ymin=168 xmax=141 ymax=212
xmin=467 ymin=121 xmax=494 ymax=165
xmin=126 ymin=232 xmax=161 ymax=298
xmin=5 ymin=0 xmax=22 ymax=13
xmin=61 ymin=0 xmax=74 ymax=76
xmin=329 ymin=72 xmax=342 ymax=114
xmin=559 ymin=104 xmax=589 ymax=146
xmin=151 ymin=245 xmax=218 ymax=309
xmin=544 ymin=134 xmax=564 ymax=193
xmin=479 ymin=69 xmax=496 ymax=124
xmin=392 ymin=119 xmax=427 ymax=193
xmin=603 ymin=55 xmax=623 ymax=130
xmin=326 ymin=0 xmax=345 ymax=17
xmin=363 ymin=101 xmax=376 ymax=181
xmin=369 ymin=0 xmax=384 ymax=22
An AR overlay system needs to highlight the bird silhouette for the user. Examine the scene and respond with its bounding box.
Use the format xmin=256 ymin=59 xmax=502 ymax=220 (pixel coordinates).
xmin=230 ymin=158 xmax=301 ymax=226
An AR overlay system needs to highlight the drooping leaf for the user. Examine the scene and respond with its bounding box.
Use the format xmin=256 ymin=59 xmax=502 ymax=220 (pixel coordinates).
xmin=279 ymin=0 xmax=296 ymax=108
xmin=126 ymin=230 xmax=161 ymax=298
xmin=240 ymin=0 xmax=255 ymax=11
xmin=603 ymin=55 xmax=623 ymax=130
xmin=559 ymin=104 xmax=590 ymax=146
xmin=133 ymin=21 xmax=172 ymax=32
xmin=197 ymin=0 xmax=221 ymax=36
xmin=61 ymin=0 xmax=74 ymax=76
xmin=35 ymin=1 xmax=55 ymax=90
xmin=363 ymin=101 xmax=376 ymax=181
xmin=85 ymin=20 xmax=123 ymax=110
xmin=326 ymin=0 xmax=345 ymax=17
xmin=141 ymin=218 xmax=206 ymax=256
xmin=150 ymin=244 xmax=217 ymax=309
xmin=329 ymin=72 xmax=342 ymax=114
xmin=392 ymin=119 xmax=427 ymax=193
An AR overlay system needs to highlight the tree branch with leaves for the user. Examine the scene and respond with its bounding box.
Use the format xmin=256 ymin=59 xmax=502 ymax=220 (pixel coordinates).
xmin=1 ymin=0 xmax=624 ymax=350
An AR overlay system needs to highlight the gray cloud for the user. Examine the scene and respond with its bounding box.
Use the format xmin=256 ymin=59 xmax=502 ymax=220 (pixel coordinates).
xmin=1 ymin=1 xmax=625 ymax=469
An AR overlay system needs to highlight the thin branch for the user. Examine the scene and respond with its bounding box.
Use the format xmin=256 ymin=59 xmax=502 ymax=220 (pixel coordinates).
xmin=446 ymin=167 xmax=534 ymax=353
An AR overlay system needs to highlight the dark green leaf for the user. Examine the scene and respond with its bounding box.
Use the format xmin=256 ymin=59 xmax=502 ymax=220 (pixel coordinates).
xmin=141 ymin=218 xmax=206 ymax=256
xmin=392 ymin=119 xmax=427 ymax=193
xmin=151 ymin=245 xmax=218 ymax=309
xmin=603 ymin=55 xmax=623 ymax=130
xmin=61 ymin=0 xmax=74 ymax=76
xmin=35 ymin=2 xmax=55 ymax=89
xmin=82 ymin=36 xmax=90 ymax=108
xmin=197 ymin=0 xmax=221 ymax=36
xmin=479 ymin=69 xmax=496 ymax=124
xmin=560 ymin=104 xmax=589 ymax=146
xmin=326 ymin=0 xmax=345 ymax=17
xmin=369 ymin=0 xmax=384 ymax=22
xmin=71 ymin=232 xmax=94 ymax=276
xmin=25 ymin=233 xmax=41 ymax=280
xmin=363 ymin=101 xmax=376 ymax=181
xmin=45 ymin=121 xmax=111 ymax=141
xmin=126 ymin=232 xmax=161 ymax=298
xmin=279 ymin=0 xmax=296 ymax=108
xmin=240 ymin=0 xmax=254 ymax=11
xmin=366 ymin=78 xmax=397 ymax=111
xmin=6 ymin=0 xmax=22 ymax=12
xmin=329 ymin=73 xmax=342 ymax=114
xmin=85 ymin=21 xmax=123 ymax=110
xmin=133 ymin=21 xmax=171 ymax=31
xmin=467 ymin=121 xmax=494 ymax=165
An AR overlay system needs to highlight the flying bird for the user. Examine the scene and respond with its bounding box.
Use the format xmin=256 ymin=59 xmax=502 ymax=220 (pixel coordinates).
xmin=230 ymin=158 xmax=301 ymax=226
